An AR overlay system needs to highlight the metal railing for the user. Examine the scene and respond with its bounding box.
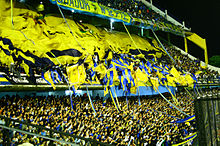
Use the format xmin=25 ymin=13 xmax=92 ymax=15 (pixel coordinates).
xmin=194 ymin=88 xmax=219 ymax=146
xmin=0 ymin=115 xmax=112 ymax=146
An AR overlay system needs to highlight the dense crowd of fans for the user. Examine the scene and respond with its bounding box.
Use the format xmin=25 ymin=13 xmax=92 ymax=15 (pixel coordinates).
xmin=90 ymin=0 xmax=166 ymax=23
xmin=0 ymin=91 xmax=197 ymax=145
xmin=164 ymin=45 xmax=220 ymax=83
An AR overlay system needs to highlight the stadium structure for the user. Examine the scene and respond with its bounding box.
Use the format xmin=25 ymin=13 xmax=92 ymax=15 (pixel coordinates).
xmin=0 ymin=0 xmax=219 ymax=145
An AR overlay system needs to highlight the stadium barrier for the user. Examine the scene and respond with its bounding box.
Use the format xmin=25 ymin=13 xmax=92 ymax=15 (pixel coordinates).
xmin=194 ymin=88 xmax=219 ymax=146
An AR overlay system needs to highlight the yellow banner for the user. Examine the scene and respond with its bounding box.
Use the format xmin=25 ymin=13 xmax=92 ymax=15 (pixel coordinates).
xmin=187 ymin=33 xmax=207 ymax=50
xmin=50 ymin=0 xmax=131 ymax=23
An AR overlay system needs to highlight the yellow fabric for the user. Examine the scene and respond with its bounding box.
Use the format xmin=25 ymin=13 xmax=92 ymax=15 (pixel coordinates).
xmin=0 ymin=77 xmax=8 ymax=82
xmin=150 ymin=77 xmax=159 ymax=91
xmin=0 ymin=1 xmax=163 ymax=71
xmin=20 ymin=60 xmax=30 ymax=76
xmin=17 ymin=51 xmax=35 ymax=64
xmin=67 ymin=64 xmax=86 ymax=90
xmin=187 ymin=33 xmax=207 ymax=50
xmin=167 ymin=75 xmax=176 ymax=87
xmin=44 ymin=71 xmax=56 ymax=90
xmin=187 ymin=33 xmax=208 ymax=65
xmin=184 ymin=74 xmax=194 ymax=88
xmin=136 ymin=68 xmax=149 ymax=86
xmin=130 ymin=86 xmax=137 ymax=94
xmin=94 ymin=64 xmax=107 ymax=79
xmin=172 ymin=133 xmax=197 ymax=146
xmin=104 ymin=86 xmax=108 ymax=96
xmin=0 ymin=0 xmax=198 ymax=91
xmin=195 ymin=70 xmax=202 ymax=75
xmin=170 ymin=67 xmax=180 ymax=78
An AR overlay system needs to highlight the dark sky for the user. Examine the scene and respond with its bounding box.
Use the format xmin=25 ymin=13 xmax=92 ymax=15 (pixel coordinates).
xmin=152 ymin=0 xmax=220 ymax=58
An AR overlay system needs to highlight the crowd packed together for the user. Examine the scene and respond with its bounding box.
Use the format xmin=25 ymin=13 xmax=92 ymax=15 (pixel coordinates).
xmin=0 ymin=92 xmax=196 ymax=145
xmin=165 ymin=46 xmax=220 ymax=83
xmin=90 ymin=0 xmax=165 ymax=23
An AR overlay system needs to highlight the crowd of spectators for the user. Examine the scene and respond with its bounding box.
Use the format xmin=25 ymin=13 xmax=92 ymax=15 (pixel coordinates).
xmin=164 ymin=45 xmax=220 ymax=84
xmin=0 ymin=91 xmax=196 ymax=145
xmin=90 ymin=0 xmax=166 ymax=23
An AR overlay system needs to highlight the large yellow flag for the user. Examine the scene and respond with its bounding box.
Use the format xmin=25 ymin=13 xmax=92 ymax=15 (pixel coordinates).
xmin=170 ymin=67 xmax=180 ymax=78
xmin=67 ymin=64 xmax=86 ymax=90
xmin=67 ymin=65 xmax=78 ymax=87
xmin=136 ymin=68 xmax=149 ymax=86
xmin=150 ymin=77 xmax=159 ymax=91
xmin=187 ymin=33 xmax=207 ymax=50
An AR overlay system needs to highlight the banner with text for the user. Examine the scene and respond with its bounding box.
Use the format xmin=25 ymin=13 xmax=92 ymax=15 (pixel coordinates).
xmin=49 ymin=0 xmax=184 ymax=35
xmin=50 ymin=0 xmax=131 ymax=23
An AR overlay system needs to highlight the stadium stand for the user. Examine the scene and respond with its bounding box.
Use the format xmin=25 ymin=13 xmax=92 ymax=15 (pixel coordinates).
xmin=0 ymin=92 xmax=197 ymax=145
xmin=90 ymin=0 xmax=166 ymax=23
xmin=0 ymin=0 xmax=219 ymax=145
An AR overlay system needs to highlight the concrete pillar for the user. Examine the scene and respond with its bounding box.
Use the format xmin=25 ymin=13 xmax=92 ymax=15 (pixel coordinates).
xmin=167 ymin=33 xmax=171 ymax=45
xmin=141 ymin=27 xmax=144 ymax=37
xmin=110 ymin=20 xmax=114 ymax=32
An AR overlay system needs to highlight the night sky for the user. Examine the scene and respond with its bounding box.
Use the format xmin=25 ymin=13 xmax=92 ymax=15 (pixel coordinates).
xmin=152 ymin=0 xmax=220 ymax=59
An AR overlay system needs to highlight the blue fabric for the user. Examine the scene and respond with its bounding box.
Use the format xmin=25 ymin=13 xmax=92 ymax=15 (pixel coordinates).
xmin=54 ymin=70 xmax=62 ymax=82
xmin=41 ymin=131 xmax=46 ymax=136
xmin=51 ymin=70 xmax=56 ymax=84
xmin=127 ymin=69 xmax=135 ymax=86
xmin=109 ymin=71 xmax=114 ymax=86
xmin=0 ymin=82 xmax=11 ymax=85
xmin=191 ymin=73 xmax=197 ymax=82
xmin=121 ymin=55 xmax=129 ymax=65
xmin=142 ymin=62 xmax=149 ymax=75
xmin=122 ymin=70 xmax=128 ymax=92
xmin=147 ymin=61 xmax=152 ymax=72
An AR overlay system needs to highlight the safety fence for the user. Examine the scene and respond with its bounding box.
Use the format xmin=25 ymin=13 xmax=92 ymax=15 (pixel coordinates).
xmin=194 ymin=88 xmax=219 ymax=146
